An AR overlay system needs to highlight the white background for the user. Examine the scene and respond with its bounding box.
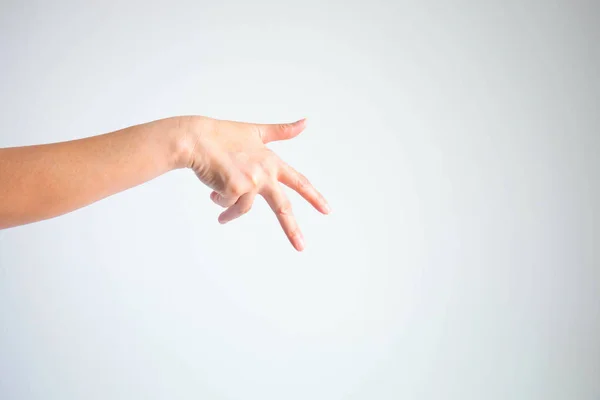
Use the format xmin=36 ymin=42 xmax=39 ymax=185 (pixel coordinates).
xmin=1 ymin=1 xmax=599 ymax=399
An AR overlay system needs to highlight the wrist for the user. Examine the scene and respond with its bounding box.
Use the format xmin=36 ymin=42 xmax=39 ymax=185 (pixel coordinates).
xmin=167 ymin=116 xmax=210 ymax=170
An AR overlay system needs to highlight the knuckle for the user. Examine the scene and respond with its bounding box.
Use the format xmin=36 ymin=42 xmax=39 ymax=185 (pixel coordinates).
xmin=259 ymin=153 xmax=278 ymax=177
xmin=262 ymin=148 xmax=276 ymax=162
xmin=269 ymin=152 xmax=282 ymax=169
xmin=276 ymin=201 xmax=293 ymax=216
xmin=229 ymin=181 xmax=244 ymax=197
xmin=296 ymin=173 xmax=310 ymax=189
xmin=288 ymin=227 xmax=301 ymax=240
xmin=246 ymin=166 xmax=262 ymax=189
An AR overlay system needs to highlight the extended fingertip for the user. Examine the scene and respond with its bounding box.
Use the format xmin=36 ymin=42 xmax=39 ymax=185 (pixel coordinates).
xmin=295 ymin=235 xmax=305 ymax=251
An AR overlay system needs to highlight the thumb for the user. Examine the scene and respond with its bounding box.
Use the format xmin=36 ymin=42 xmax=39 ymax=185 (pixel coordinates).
xmin=258 ymin=118 xmax=306 ymax=143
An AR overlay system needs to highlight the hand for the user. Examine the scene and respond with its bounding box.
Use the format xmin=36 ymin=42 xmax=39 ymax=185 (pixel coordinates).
xmin=179 ymin=116 xmax=330 ymax=251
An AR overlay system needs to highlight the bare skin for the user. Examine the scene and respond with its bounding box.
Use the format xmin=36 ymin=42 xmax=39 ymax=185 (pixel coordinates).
xmin=0 ymin=116 xmax=330 ymax=251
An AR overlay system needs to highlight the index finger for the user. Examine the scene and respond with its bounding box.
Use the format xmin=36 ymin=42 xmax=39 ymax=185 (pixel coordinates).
xmin=278 ymin=163 xmax=330 ymax=215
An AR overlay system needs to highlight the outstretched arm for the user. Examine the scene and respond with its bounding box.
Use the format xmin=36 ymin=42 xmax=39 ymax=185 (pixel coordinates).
xmin=0 ymin=118 xmax=183 ymax=230
xmin=0 ymin=116 xmax=330 ymax=250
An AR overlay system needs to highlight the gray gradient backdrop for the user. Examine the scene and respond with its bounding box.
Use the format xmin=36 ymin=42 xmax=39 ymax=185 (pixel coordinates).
xmin=0 ymin=1 xmax=599 ymax=399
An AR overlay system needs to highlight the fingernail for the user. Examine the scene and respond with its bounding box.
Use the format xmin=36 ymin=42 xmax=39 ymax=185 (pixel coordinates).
xmin=324 ymin=203 xmax=331 ymax=214
xmin=295 ymin=118 xmax=306 ymax=129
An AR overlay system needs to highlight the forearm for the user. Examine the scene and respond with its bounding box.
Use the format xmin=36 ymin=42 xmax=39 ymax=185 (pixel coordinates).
xmin=0 ymin=117 xmax=188 ymax=229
